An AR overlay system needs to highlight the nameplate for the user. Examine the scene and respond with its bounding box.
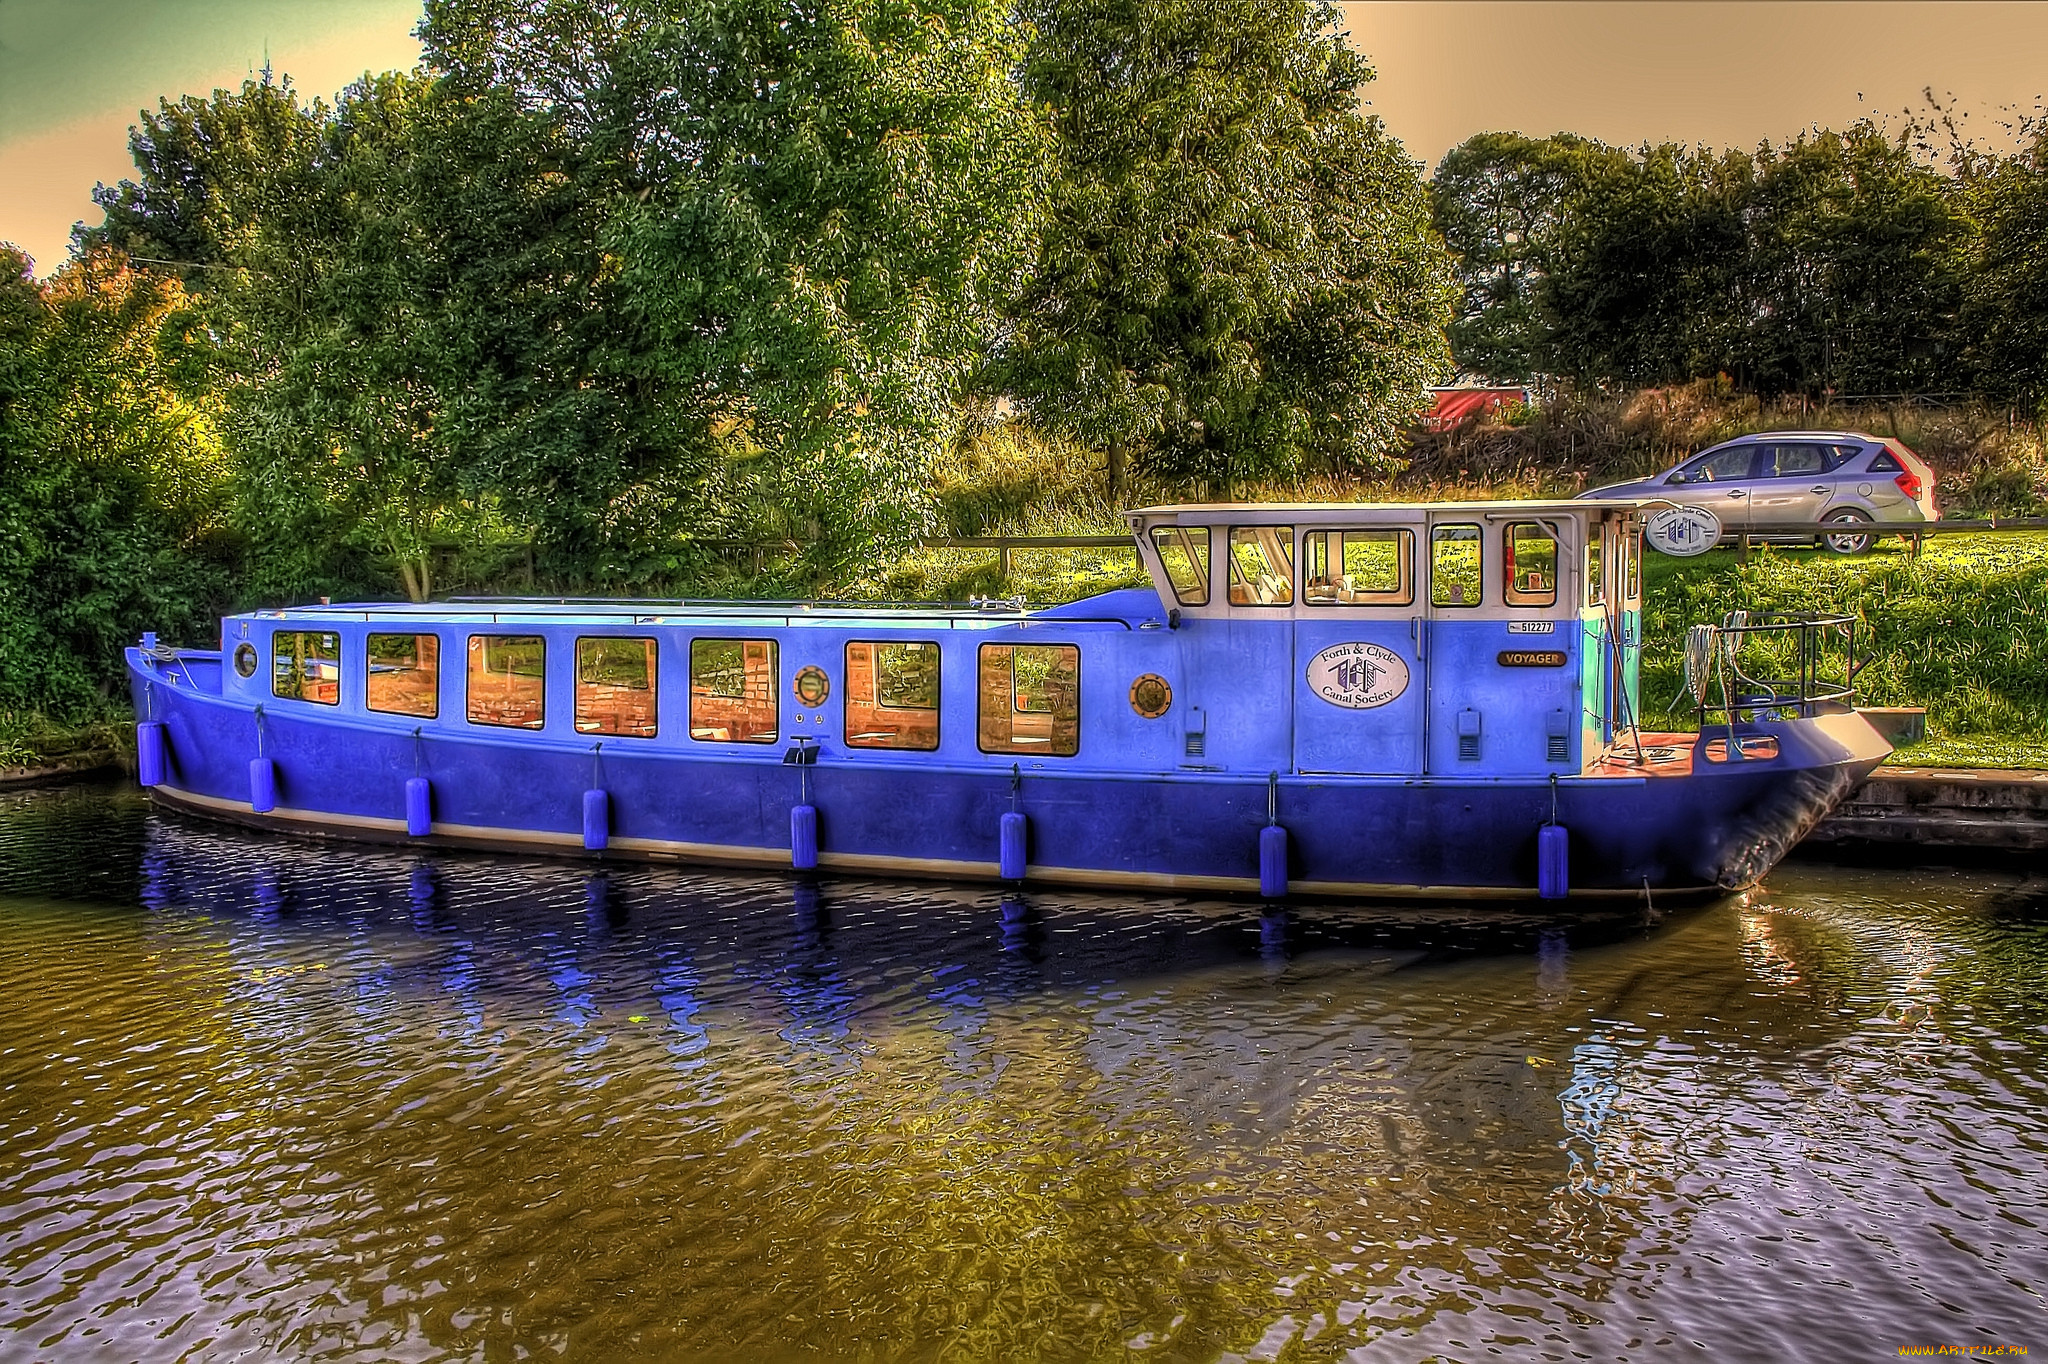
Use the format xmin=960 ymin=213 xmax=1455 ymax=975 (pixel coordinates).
xmin=1498 ymin=649 xmax=1567 ymax=668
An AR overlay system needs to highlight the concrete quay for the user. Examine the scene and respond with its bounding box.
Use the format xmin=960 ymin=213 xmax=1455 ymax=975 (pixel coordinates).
xmin=1807 ymin=766 xmax=2048 ymax=855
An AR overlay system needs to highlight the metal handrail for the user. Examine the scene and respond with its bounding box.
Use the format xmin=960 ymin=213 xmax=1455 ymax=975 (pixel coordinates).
xmin=1695 ymin=611 xmax=1859 ymax=726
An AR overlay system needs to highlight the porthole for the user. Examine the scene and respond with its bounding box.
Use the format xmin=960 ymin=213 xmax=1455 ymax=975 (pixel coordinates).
xmin=793 ymin=665 xmax=831 ymax=708
xmin=233 ymin=642 xmax=258 ymax=678
xmin=1129 ymin=673 xmax=1172 ymax=719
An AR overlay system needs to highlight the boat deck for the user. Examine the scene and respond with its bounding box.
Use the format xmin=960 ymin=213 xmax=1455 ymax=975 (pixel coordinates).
xmin=1585 ymin=731 xmax=1783 ymax=779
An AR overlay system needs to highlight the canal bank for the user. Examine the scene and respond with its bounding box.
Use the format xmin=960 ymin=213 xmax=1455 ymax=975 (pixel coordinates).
xmin=1807 ymin=764 xmax=2048 ymax=854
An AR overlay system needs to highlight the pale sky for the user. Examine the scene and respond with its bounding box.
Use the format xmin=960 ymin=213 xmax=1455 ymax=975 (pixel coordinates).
xmin=3 ymin=2 xmax=2046 ymax=276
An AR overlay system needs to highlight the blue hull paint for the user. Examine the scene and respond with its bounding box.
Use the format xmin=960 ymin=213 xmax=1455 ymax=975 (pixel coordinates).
xmin=129 ymin=646 xmax=1885 ymax=900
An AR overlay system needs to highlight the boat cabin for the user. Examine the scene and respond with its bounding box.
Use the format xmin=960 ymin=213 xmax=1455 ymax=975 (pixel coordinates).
xmin=205 ymin=501 xmax=1645 ymax=786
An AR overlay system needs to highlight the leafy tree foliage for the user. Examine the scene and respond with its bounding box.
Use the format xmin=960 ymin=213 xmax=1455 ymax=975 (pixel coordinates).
xmin=1434 ymin=124 xmax=1971 ymax=396
xmin=425 ymin=0 xmax=1049 ymax=581
xmin=1002 ymin=0 xmax=1454 ymax=493
xmin=1959 ymin=125 xmax=2048 ymax=420
xmin=0 ymin=248 xmax=232 ymax=716
xmin=1430 ymin=132 xmax=1626 ymax=383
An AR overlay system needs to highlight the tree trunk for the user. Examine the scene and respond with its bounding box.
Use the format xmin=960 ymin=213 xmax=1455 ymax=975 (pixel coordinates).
xmin=1106 ymin=439 xmax=1127 ymax=500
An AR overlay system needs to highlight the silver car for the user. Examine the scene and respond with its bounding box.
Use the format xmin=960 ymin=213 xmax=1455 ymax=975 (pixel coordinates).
xmin=1582 ymin=431 xmax=1938 ymax=552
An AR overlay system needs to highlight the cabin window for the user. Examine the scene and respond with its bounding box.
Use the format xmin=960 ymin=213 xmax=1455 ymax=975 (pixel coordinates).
xmin=367 ymin=633 xmax=439 ymax=718
xmin=1625 ymin=528 xmax=1642 ymax=602
xmin=1502 ymin=523 xmax=1558 ymax=607
xmin=467 ymin=635 xmax=546 ymax=729
xmin=1587 ymin=531 xmax=1606 ymax=607
xmin=1150 ymin=527 xmax=1211 ymax=606
xmin=1430 ymin=526 xmax=1482 ymax=608
xmin=272 ymin=630 xmax=341 ymax=705
xmin=978 ymin=644 xmax=1079 ymax=756
xmin=845 ymin=641 xmax=940 ymax=750
xmin=690 ymin=639 xmax=778 ymax=743
xmin=1226 ymin=526 xmax=1294 ymax=606
xmin=1303 ymin=528 xmax=1414 ymax=606
xmin=576 ymin=636 xmax=659 ymax=738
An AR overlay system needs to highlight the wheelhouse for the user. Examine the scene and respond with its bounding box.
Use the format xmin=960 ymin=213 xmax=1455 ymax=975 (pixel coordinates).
xmin=1128 ymin=500 xmax=1647 ymax=777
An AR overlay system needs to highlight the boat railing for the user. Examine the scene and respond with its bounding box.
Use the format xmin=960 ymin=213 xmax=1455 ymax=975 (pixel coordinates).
xmin=1683 ymin=610 xmax=1860 ymax=724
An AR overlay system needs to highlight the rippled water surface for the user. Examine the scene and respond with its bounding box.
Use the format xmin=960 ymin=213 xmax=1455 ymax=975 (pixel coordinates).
xmin=2 ymin=782 xmax=2045 ymax=1362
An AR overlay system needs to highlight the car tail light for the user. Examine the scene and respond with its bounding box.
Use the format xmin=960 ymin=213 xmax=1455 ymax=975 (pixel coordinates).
xmin=1895 ymin=470 xmax=1923 ymax=500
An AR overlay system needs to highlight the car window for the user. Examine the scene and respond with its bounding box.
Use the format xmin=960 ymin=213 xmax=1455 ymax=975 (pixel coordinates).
xmin=1867 ymin=450 xmax=1903 ymax=473
xmin=1671 ymin=446 xmax=1755 ymax=484
xmin=1758 ymin=443 xmax=1835 ymax=477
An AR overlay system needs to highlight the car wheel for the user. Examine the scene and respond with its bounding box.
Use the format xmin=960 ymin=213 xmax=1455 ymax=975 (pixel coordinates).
xmin=1820 ymin=508 xmax=1874 ymax=555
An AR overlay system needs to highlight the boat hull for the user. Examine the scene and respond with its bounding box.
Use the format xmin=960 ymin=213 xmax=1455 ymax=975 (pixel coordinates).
xmin=130 ymin=651 xmax=1888 ymax=902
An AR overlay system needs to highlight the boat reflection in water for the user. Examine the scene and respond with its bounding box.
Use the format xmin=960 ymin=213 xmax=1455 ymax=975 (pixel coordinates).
xmin=5 ymin=786 xmax=2045 ymax=1361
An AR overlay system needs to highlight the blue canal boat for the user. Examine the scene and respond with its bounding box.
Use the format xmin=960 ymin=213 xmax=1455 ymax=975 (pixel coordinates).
xmin=125 ymin=501 xmax=1892 ymax=901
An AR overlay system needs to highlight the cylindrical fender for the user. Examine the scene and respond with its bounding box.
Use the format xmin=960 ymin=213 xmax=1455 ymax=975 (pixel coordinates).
xmin=791 ymin=803 xmax=819 ymax=871
xmin=248 ymin=757 xmax=277 ymax=814
xmin=999 ymin=810 xmax=1028 ymax=881
xmin=1259 ymin=824 xmax=1289 ymax=899
xmin=136 ymin=721 xmax=166 ymax=788
xmin=405 ymin=776 xmax=432 ymax=838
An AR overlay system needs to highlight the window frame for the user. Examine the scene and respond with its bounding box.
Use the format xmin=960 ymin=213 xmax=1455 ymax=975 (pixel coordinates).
xmin=1501 ymin=522 xmax=1559 ymax=608
xmin=271 ymin=629 xmax=342 ymax=706
xmin=574 ymin=635 xmax=660 ymax=739
xmin=466 ymin=633 xmax=548 ymax=731
xmin=1224 ymin=525 xmax=1296 ymax=608
xmin=1670 ymin=444 xmax=1759 ymax=485
xmin=976 ymin=642 xmax=1080 ymax=757
xmin=1429 ymin=524 xmax=1484 ymax=610
xmin=688 ymin=637 xmax=779 ymax=745
xmin=1302 ymin=527 xmax=1415 ymax=608
xmin=366 ymin=631 xmax=440 ymax=719
xmin=843 ymin=639 xmax=942 ymax=751
xmin=1149 ymin=526 xmax=1212 ymax=607
xmin=1757 ymin=442 xmax=1839 ymax=478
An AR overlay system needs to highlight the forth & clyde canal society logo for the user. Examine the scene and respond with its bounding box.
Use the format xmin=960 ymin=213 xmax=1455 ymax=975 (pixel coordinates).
xmin=1306 ymin=642 xmax=1410 ymax=710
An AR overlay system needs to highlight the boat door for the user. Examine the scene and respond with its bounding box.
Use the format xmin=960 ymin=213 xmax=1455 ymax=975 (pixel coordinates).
xmin=1291 ymin=518 xmax=1426 ymax=774
xmin=1581 ymin=513 xmax=1615 ymax=752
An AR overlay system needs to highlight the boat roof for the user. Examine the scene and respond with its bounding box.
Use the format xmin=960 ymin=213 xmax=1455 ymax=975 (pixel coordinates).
xmin=237 ymin=587 xmax=1167 ymax=628
xmin=1127 ymin=497 xmax=1652 ymax=517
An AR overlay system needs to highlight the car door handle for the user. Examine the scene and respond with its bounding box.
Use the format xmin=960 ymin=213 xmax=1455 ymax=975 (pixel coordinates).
xmin=1811 ymin=485 xmax=1829 ymax=494
xmin=1726 ymin=489 xmax=1746 ymax=497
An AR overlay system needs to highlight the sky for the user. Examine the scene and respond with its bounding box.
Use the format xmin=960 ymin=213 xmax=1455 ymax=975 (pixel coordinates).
xmin=3 ymin=1 xmax=2046 ymax=276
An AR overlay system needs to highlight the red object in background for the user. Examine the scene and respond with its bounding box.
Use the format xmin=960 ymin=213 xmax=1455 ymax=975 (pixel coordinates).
xmin=1424 ymin=387 xmax=1528 ymax=432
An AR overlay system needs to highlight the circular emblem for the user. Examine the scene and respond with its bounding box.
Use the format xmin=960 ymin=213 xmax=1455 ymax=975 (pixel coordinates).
xmin=1644 ymin=505 xmax=1722 ymax=557
xmin=233 ymin=642 xmax=258 ymax=678
xmin=1306 ymin=642 xmax=1411 ymax=710
xmin=792 ymin=665 xmax=831 ymax=707
xmin=1129 ymin=673 xmax=1172 ymax=719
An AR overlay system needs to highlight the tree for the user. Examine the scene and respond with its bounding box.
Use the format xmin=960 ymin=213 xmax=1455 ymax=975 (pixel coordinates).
xmin=1539 ymin=142 xmax=1750 ymax=387
xmin=1959 ymin=123 xmax=2048 ymax=420
xmin=1429 ymin=131 xmax=1627 ymax=382
xmin=1739 ymin=125 xmax=1967 ymax=396
xmin=0 ymin=247 xmax=232 ymax=716
xmin=1001 ymin=0 xmax=1454 ymax=494
xmin=425 ymin=0 xmax=1049 ymax=583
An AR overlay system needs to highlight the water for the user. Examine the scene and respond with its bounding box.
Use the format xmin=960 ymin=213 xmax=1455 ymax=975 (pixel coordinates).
xmin=1 ymin=783 xmax=2044 ymax=1362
